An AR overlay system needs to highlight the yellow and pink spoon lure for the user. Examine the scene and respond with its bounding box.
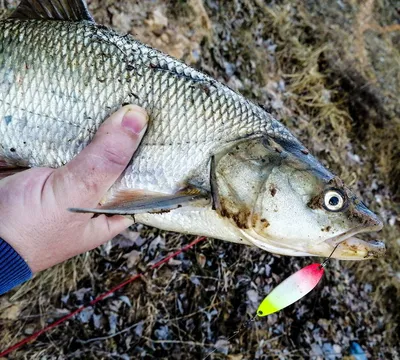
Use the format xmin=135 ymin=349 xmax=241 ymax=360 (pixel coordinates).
xmin=257 ymin=245 xmax=339 ymax=317
xmin=257 ymin=263 xmax=325 ymax=316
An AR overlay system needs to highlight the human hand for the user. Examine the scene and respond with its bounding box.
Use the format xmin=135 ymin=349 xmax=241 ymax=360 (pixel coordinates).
xmin=0 ymin=105 xmax=148 ymax=273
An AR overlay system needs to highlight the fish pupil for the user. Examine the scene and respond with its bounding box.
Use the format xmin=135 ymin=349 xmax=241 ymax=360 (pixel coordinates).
xmin=329 ymin=196 xmax=339 ymax=206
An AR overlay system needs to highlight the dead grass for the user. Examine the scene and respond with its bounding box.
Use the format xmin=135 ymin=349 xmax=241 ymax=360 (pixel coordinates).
xmin=0 ymin=0 xmax=399 ymax=358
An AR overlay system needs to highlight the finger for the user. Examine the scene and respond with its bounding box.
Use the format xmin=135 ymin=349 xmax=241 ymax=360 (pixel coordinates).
xmin=83 ymin=215 xmax=134 ymax=251
xmin=53 ymin=105 xmax=148 ymax=208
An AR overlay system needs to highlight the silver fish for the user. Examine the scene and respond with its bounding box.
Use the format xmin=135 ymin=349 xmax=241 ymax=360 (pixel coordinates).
xmin=0 ymin=0 xmax=384 ymax=260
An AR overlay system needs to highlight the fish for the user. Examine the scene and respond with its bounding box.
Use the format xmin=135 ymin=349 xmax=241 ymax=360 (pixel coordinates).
xmin=0 ymin=0 xmax=385 ymax=260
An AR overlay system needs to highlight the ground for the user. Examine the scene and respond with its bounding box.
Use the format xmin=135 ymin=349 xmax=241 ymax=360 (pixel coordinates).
xmin=0 ymin=0 xmax=399 ymax=359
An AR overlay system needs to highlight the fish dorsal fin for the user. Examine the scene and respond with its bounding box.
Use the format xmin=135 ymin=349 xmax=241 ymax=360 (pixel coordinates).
xmin=10 ymin=0 xmax=95 ymax=22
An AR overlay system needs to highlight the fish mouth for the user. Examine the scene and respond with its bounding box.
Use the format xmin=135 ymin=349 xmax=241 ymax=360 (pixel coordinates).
xmin=318 ymin=202 xmax=386 ymax=260
xmin=321 ymin=224 xmax=386 ymax=260
xmin=239 ymin=225 xmax=386 ymax=260
xmin=323 ymin=236 xmax=386 ymax=260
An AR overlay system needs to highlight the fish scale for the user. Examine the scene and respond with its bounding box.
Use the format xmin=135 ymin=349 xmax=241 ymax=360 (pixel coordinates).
xmin=1 ymin=19 xmax=287 ymax=185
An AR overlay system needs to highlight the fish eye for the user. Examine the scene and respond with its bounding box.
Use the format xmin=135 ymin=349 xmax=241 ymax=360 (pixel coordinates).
xmin=323 ymin=189 xmax=346 ymax=212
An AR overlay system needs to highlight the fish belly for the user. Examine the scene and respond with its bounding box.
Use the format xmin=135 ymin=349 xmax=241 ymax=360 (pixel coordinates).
xmin=135 ymin=209 xmax=252 ymax=245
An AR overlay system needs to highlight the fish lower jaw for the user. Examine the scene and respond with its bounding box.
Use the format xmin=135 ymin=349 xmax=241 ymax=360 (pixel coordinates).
xmin=239 ymin=229 xmax=318 ymax=257
xmin=323 ymin=226 xmax=386 ymax=260
xmin=324 ymin=237 xmax=386 ymax=260
xmin=240 ymin=229 xmax=386 ymax=260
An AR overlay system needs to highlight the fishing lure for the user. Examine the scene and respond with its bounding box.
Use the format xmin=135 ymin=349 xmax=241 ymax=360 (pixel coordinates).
xmin=257 ymin=244 xmax=339 ymax=316
xmin=257 ymin=263 xmax=325 ymax=316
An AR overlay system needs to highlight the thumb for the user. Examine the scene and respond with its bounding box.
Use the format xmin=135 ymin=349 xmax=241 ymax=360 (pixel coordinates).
xmin=53 ymin=105 xmax=148 ymax=208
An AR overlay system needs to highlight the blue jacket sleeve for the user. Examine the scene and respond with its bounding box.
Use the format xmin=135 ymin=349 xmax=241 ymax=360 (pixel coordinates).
xmin=0 ymin=237 xmax=32 ymax=295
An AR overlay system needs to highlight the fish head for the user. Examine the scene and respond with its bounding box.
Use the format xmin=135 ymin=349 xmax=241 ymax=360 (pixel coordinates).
xmin=214 ymin=137 xmax=385 ymax=260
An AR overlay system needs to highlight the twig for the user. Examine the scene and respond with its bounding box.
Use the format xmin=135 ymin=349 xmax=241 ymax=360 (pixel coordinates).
xmin=167 ymin=302 xmax=222 ymax=322
xmin=77 ymin=321 xmax=142 ymax=344
xmin=142 ymin=336 xmax=214 ymax=347
xmin=67 ymin=349 xmax=131 ymax=359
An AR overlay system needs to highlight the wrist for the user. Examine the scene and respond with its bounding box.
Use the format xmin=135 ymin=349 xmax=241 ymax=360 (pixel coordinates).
xmin=0 ymin=237 xmax=33 ymax=295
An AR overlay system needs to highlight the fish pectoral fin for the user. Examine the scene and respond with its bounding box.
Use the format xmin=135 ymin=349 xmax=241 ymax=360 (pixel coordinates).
xmin=68 ymin=188 xmax=211 ymax=216
xmin=10 ymin=0 xmax=94 ymax=22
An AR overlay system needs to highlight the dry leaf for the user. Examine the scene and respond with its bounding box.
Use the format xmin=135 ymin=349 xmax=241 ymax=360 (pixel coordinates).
xmin=123 ymin=250 xmax=141 ymax=268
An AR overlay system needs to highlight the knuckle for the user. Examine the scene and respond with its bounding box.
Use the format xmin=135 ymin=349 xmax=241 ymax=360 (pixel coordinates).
xmin=102 ymin=145 xmax=130 ymax=168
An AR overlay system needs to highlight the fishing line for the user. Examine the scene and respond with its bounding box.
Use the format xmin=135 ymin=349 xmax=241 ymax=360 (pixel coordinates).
xmin=203 ymin=243 xmax=341 ymax=359
xmin=203 ymin=314 xmax=257 ymax=360
xmin=320 ymin=243 xmax=341 ymax=268
xmin=0 ymin=236 xmax=207 ymax=358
